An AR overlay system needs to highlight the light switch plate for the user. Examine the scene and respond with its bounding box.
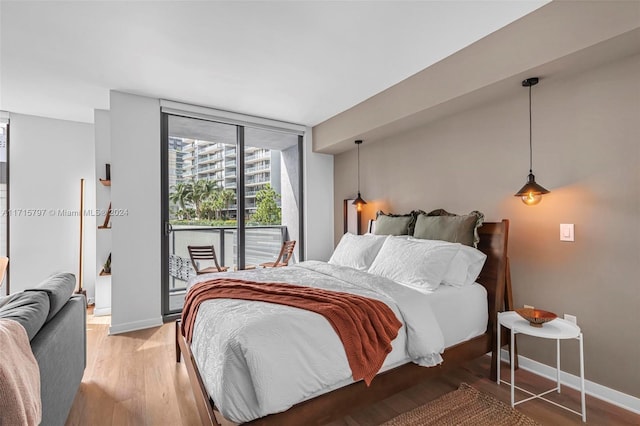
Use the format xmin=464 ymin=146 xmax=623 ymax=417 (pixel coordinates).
xmin=560 ymin=224 xmax=575 ymax=242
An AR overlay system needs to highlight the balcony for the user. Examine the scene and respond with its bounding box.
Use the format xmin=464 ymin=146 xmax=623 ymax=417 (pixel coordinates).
xmin=245 ymin=152 xmax=269 ymax=163
xmin=246 ymin=166 xmax=270 ymax=175
xmin=167 ymin=225 xmax=289 ymax=311
xmin=197 ymin=163 xmax=224 ymax=174
xmin=198 ymin=144 xmax=224 ymax=155
xmin=198 ymin=153 xmax=223 ymax=165
xmin=245 ymin=175 xmax=269 ymax=185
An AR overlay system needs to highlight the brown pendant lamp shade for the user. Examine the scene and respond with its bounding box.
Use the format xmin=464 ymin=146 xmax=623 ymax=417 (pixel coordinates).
xmin=352 ymin=140 xmax=367 ymax=211
xmin=515 ymin=77 xmax=550 ymax=206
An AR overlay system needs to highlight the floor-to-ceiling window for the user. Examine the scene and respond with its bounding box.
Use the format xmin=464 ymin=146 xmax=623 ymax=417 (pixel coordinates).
xmin=160 ymin=107 xmax=303 ymax=319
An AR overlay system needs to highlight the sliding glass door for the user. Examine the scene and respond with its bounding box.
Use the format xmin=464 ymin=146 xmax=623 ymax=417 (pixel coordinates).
xmin=243 ymin=127 xmax=302 ymax=268
xmin=161 ymin=113 xmax=303 ymax=319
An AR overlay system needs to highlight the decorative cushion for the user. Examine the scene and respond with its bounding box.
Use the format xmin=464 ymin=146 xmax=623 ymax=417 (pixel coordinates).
xmin=374 ymin=211 xmax=423 ymax=236
xmin=368 ymin=236 xmax=459 ymax=291
xmin=0 ymin=291 xmax=50 ymax=341
xmin=25 ymin=273 xmax=76 ymax=322
xmin=329 ymin=233 xmax=388 ymax=271
xmin=413 ymin=210 xmax=484 ymax=247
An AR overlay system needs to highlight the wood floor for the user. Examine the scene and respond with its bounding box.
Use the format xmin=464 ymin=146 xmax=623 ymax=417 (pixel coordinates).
xmin=66 ymin=311 xmax=640 ymax=426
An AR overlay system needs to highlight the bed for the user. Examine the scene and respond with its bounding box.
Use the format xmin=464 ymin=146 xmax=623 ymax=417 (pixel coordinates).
xmin=176 ymin=219 xmax=509 ymax=426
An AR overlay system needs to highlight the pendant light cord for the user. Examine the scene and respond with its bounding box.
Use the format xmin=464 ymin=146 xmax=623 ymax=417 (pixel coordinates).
xmin=529 ymin=84 xmax=533 ymax=174
xmin=357 ymin=142 xmax=361 ymax=192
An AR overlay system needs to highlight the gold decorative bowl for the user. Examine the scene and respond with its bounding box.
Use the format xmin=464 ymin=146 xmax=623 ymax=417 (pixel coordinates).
xmin=515 ymin=308 xmax=557 ymax=328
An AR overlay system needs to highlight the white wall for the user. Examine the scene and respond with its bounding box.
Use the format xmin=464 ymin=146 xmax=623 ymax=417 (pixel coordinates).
xmin=9 ymin=113 xmax=95 ymax=295
xmin=303 ymin=129 xmax=334 ymax=261
xmin=109 ymin=91 xmax=162 ymax=334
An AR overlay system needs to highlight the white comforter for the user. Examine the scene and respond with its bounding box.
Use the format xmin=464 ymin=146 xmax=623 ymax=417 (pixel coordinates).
xmin=187 ymin=261 xmax=446 ymax=423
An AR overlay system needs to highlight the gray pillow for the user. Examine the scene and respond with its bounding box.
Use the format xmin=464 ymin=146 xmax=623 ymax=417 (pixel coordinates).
xmin=374 ymin=212 xmax=414 ymax=236
xmin=0 ymin=291 xmax=50 ymax=340
xmin=414 ymin=210 xmax=484 ymax=247
xmin=25 ymin=273 xmax=76 ymax=322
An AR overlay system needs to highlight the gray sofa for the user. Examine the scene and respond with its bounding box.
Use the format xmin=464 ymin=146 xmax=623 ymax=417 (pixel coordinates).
xmin=0 ymin=273 xmax=86 ymax=426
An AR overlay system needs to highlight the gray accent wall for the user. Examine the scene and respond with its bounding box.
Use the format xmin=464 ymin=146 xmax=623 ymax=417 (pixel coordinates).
xmin=332 ymin=53 xmax=640 ymax=398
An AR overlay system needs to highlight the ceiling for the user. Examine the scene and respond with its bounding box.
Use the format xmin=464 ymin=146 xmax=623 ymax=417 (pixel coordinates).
xmin=312 ymin=1 xmax=640 ymax=153
xmin=0 ymin=1 xmax=548 ymax=126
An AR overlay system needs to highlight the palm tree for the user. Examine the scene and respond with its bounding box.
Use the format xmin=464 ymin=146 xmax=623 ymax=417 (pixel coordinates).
xmin=192 ymin=179 xmax=218 ymax=219
xmin=219 ymin=189 xmax=235 ymax=220
xmin=169 ymin=182 xmax=193 ymax=220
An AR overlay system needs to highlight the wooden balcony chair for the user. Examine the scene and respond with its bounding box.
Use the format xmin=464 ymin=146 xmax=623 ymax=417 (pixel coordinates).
xmin=260 ymin=240 xmax=296 ymax=268
xmin=187 ymin=245 xmax=229 ymax=275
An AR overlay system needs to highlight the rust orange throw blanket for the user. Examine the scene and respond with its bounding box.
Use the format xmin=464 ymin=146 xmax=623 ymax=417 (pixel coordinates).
xmin=181 ymin=279 xmax=402 ymax=385
xmin=0 ymin=319 xmax=41 ymax=426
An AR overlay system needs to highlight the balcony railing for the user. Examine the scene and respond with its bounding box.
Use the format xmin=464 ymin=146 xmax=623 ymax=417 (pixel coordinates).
xmin=198 ymin=153 xmax=224 ymax=164
xmin=246 ymin=165 xmax=270 ymax=174
xmin=245 ymin=152 xmax=269 ymax=162
xmin=168 ymin=225 xmax=288 ymax=292
xmin=198 ymin=145 xmax=224 ymax=155
xmin=197 ymin=163 xmax=224 ymax=173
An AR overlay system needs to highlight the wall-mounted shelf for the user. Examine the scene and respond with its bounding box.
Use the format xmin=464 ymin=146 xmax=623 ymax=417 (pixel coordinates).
xmin=98 ymin=202 xmax=111 ymax=229
xmin=99 ymin=164 xmax=111 ymax=186
xmin=100 ymin=253 xmax=111 ymax=277
xmin=95 ymin=140 xmax=112 ymax=316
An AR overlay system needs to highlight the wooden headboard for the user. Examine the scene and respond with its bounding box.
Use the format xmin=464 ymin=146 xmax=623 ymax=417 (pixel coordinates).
xmin=476 ymin=220 xmax=510 ymax=380
xmin=476 ymin=220 xmax=509 ymax=330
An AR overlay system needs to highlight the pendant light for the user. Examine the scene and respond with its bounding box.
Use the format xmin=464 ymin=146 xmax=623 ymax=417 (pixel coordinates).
xmin=352 ymin=140 xmax=367 ymax=211
xmin=515 ymin=77 xmax=550 ymax=206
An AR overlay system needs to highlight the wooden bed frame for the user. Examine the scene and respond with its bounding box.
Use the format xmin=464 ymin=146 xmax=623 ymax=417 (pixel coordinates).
xmin=176 ymin=219 xmax=510 ymax=426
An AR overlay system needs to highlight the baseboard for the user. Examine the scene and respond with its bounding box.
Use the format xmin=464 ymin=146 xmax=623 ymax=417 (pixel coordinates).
xmin=500 ymin=349 xmax=640 ymax=414
xmin=93 ymin=306 xmax=111 ymax=316
xmin=109 ymin=317 xmax=163 ymax=335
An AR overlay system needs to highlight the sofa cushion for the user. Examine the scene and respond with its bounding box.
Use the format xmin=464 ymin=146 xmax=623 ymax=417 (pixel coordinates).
xmin=0 ymin=291 xmax=50 ymax=341
xmin=25 ymin=273 xmax=76 ymax=322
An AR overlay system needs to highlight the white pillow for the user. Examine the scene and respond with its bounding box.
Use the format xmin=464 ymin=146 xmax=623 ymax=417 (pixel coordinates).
xmin=368 ymin=236 xmax=459 ymax=291
xmin=443 ymin=245 xmax=487 ymax=287
xmin=328 ymin=233 xmax=388 ymax=271
xmin=408 ymin=237 xmax=487 ymax=287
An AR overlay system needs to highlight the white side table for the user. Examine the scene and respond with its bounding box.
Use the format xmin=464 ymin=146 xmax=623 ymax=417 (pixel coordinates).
xmin=497 ymin=311 xmax=586 ymax=422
